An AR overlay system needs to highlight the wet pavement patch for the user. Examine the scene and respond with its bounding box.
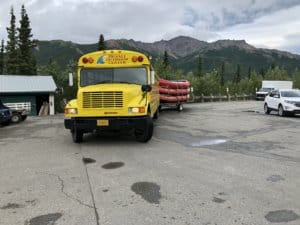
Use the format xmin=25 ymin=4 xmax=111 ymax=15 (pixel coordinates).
xmin=25 ymin=213 xmax=62 ymax=225
xmin=265 ymin=210 xmax=299 ymax=223
xmin=155 ymin=127 xmax=227 ymax=147
xmin=0 ymin=203 xmax=24 ymax=209
xmin=131 ymin=182 xmax=161 ymax=204
xmin=190 ymin=139 xmax=227 ymax=147
xmin=102 ymin=162 xmax=124 ymax=169
xmin=82 ymin=157 xmax=96 ymax=164
xmin=266 ymin=175 xmax=285 ymax=182
xmin=212 ymin=197 xmax=226 ymax=203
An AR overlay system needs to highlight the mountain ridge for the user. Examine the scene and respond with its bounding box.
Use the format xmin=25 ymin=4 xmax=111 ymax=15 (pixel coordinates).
xmin=35 ymin=36 xmax=300 ymax=78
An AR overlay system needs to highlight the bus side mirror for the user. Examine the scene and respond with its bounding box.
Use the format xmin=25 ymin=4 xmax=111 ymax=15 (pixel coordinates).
xmin=69 ymin=73 xmax=73 ymax=87
xmin=142 ymin=84 xmax=152 ymax=92
xmin=150 ymin=71 xmax=155 ymax=85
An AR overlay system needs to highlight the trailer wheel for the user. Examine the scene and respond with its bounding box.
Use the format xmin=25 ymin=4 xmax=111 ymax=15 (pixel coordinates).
xmin=153 ymin=108 xmax=159 ymax=119
xmin=177 ymin=104 xmax=183 ymax=112
xmin=72 ymin=129 xmax=83 ymax=143
xmin=135 ymin=116 xmax=153 ymax=142
xmin=11 ymin=112 xmax=22 ymax=123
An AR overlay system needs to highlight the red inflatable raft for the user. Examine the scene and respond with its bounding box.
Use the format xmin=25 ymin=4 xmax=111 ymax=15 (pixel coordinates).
xmin=159 ymin=79 xmax=191 ymax=104
xmin=159 ymin=87 xmax=190 ymax=95
xmin=159 ymin=79 xmax=190 ymax=89
xmin=160 ymin=95 xmax=189 ymax=103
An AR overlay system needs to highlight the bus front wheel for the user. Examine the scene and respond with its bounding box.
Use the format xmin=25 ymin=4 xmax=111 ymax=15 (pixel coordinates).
xmin=72 ymin=129 xmax=83 ymax=143
xmin=135 ymin=116 xmax=153 ymax=142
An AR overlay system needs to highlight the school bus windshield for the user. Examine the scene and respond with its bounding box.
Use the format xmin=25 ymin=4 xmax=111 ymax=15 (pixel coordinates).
xmin=80 ymin=67 xmax=147 ymax=87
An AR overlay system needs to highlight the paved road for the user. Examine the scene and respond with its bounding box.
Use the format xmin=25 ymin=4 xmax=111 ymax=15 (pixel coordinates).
xmin=0 ymin=101 xmax=299 ymax=225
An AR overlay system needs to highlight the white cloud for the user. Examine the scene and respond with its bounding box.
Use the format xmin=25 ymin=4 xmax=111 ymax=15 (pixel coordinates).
xmin=218 ymin=5 xmax=300 ymax=53
xmin=0 ymin=0 xmax=299 ymax=54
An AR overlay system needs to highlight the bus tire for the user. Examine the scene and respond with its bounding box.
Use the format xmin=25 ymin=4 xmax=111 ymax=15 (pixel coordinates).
xmin=135 ymin=116 xmax=153 ymax=142
xmin=72 ymin=129 xmax=83 ymax=143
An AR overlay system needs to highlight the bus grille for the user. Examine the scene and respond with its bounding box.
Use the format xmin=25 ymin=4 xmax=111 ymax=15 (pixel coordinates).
xmin=82 ymin=92 xmax=123 ymax=108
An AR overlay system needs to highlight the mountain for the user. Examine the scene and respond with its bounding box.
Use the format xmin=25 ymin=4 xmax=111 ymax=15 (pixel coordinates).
xmin=34 ymin=36 xmax=300 ymax=79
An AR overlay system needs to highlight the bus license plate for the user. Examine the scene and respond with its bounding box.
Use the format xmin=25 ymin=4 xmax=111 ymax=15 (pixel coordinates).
xmin=97 ymin=119 xmax=109 ymax=126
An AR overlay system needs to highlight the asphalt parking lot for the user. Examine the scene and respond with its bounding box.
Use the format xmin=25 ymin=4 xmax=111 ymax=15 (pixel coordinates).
xmin=0 ymin=101 xmax=299 ymax=225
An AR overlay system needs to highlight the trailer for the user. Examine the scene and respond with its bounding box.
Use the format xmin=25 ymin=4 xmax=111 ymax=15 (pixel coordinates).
xmin=159 ymin=79 xmax=193 ymax=111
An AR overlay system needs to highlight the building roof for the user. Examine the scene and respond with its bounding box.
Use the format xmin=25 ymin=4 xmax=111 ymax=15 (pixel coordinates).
xmin=0 ymin=75 xmax=57 ymax=93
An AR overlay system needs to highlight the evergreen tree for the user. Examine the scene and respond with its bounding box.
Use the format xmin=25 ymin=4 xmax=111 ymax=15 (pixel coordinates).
xmin=220 ymin=61 xmax=225 ymax=86
xmin=235 ymin=64 xmax=241 ymax=83
xmin=197 ymin=55 xmax=203 ymax=77
xmin=265 ymin=66 xmax=289 ymax=80
xmin=97 ymin=34 xmax=105 ymax=51
xmin=163 ymin=50 xmax=169 ymax=68
xmin=0 ymin=40 xmax=4 ymax=74
xmin=17 ymin=4 xmax=37 ymax=74
xmin=260 ymin=68 xmax=265 ymax=78
xmin=292 ymin=68 xmax=300 ymax=89
xmin=247 ymin=66 xmax=251 ymax=80
xmin=6 ymin=7 xmax=19 ymax=74
xmin=271 ymin=62 xmax=276 ymax=70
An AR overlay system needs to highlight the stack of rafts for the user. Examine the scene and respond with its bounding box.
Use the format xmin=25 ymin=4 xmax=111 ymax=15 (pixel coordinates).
xmin=159 ymin=79 xmax=191 ymax=103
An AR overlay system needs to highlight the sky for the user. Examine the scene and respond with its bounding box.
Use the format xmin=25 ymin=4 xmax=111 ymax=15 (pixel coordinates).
xmin=0 ymin=0 xmax=300 ymax=54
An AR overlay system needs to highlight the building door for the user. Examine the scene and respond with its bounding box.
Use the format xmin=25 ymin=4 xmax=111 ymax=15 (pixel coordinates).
xmin=36 ymin=94 xmax=49 ymax=115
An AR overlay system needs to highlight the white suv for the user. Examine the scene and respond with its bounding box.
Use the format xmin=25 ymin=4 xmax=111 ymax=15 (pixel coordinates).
xmin=264 ymin=89 xmax=300 ymax=116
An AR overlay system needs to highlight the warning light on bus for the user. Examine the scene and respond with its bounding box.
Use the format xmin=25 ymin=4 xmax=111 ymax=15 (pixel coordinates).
xmin=132 ymin=56 xmax=138 ymax=62
xmin=138 ymin=56 xmax=144 ymax=62
xmin=82 ymin=57 xmax=94 ymax=64
xmin=132 ymin=55 xmax=144 ymax=63
xmin=82 ymin=57 xmax=89 ymax=64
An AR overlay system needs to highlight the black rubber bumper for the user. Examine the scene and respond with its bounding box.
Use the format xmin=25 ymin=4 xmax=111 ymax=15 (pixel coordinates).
xmin=64 ymin=116 xmax=149 ymax=132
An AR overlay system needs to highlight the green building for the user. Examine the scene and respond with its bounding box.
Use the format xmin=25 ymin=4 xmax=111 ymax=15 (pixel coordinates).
xmin=0 ymin=75 xmax=57 ymax=116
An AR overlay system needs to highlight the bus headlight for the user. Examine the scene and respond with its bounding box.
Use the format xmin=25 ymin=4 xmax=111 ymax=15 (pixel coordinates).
xmin=64 ymin=108 xmax=78 ymax=114
xmin=128 ymin=107 xmax=145 ymax=113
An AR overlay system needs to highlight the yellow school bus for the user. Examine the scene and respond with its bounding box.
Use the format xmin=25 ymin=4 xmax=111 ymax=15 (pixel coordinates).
xmin=64 ymin=50 xmax=160 ymax=143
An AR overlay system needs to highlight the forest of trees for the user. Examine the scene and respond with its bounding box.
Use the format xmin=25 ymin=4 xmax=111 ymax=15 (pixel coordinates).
xmin=1 ymin=7 xmax=300 ymax=112
xmin=1 ymin=5 xmax=37 ymax=75
xmin=154 ymin=51 xmax=300 ymax=97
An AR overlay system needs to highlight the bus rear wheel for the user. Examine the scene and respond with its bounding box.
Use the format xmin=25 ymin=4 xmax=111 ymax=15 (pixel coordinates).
xmin=135 ymin=116 xmax=153 ymax=142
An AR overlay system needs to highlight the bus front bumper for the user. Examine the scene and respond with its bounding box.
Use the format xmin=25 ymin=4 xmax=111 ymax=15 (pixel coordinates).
xmin=64 ymin=116 xmax=149 ymax=132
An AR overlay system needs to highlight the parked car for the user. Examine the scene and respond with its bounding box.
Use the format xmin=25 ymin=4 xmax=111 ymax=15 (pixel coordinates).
xmin=264 ymin=89 xmax=300 ymax=116
xmin=3 ymin=102 xmax=29 ymax=123
xmin=0 ymin=100 xmax=29 ymax=124
xmin=0 ymin=99 xmax=12 ymax=126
